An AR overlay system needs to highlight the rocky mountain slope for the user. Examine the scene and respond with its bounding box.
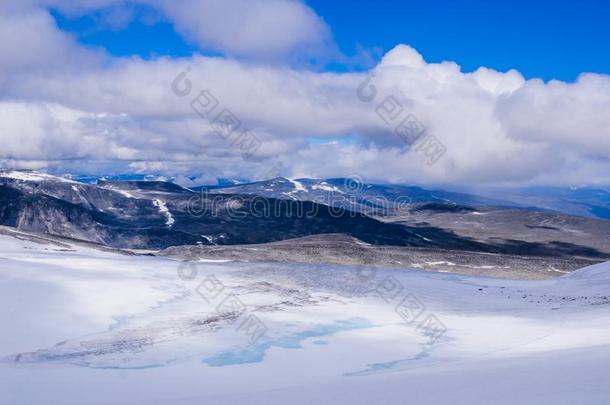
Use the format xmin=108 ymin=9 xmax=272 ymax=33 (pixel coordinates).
xmin=195 ymin=177 xmax=520 ymax=215
xmin=0 ymin=170 xmax=481 ymax=250
xmin=0 ymin=170 xmax=608 ymax=260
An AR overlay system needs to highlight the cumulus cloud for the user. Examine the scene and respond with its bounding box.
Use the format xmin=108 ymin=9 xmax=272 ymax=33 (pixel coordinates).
xmin=496 ymin=73 xmax=610 ymax=157
xmin=0 ymin=2 xmax=609 ymax=187
xmin=25 ymin=0 xmax=333 ymax=61
xmin=0 ymin=8 xmax=103 ymax=79
xmin=150 ymin=0 xmax=333 ymax=60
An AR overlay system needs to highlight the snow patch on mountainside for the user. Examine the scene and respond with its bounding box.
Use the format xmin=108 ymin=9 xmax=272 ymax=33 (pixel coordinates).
xmin=153 ymin=199 xmax=174 ymax=226
xmin=107 ymin=188 xmax=137 ymax=199
xmin=201 ymin=235 xmax=217 ymax=245
xmin=287 ymin=178 xmax=307 ymax=193
xmin=311 ymin=182 xmax=344 ymax=193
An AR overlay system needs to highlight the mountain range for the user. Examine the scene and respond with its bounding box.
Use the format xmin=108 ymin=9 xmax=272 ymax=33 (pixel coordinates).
xmin=197 ymin=177 xmax=610 ymax=220
xmin=0 ymin=170 xmax=481 ymax=250
xmin=0 ymin=170 xmax=608 ymax=264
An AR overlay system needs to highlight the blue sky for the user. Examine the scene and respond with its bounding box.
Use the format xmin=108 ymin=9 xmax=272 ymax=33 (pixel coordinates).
xmin=52 ymin=0 xmax=610 ymax=81
xmin=51 ymin=5 xmax=200 ymax=59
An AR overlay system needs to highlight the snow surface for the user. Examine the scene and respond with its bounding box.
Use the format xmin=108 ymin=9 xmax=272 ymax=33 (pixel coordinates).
xmin=0 ymin=233 xmax=609 ymax=405
xmin=201 ymin=235 xmax=217 ymax=246
xmin=152 ymin=199 xmax=175 ymax=227
xmin=311 ymin=182 xmax=344 ymax=193
xmin=286 ymin=178 xmax=307 ymax=195
xmin=111 ymin=189 xmax=137 ymax=199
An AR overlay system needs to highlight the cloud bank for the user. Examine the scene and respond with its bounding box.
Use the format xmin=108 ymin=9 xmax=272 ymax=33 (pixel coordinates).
xmin=0 ymin=1 xmax=609 ymax=187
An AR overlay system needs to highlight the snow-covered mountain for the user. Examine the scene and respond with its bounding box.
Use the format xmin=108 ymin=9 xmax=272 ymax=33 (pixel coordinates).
xmin=195 ymin=177 xmax=520 ymax=215
xmin=0 ymin=170 xmax=471 ymax=250
xmin=0 ymin=170 xmax=608 ymax=261
xmin=197 ymin=177 xmax=610 ymax=220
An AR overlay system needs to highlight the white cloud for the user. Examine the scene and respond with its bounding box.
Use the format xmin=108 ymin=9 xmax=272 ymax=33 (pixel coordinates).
xmin=0 ymin=3 xmax=609 ymax=187
xmin=0 ymin=9 xmax=103 ymax=79
xmin=496 ymin=73 xmax=610 ymax=157
xmin=32 ymin=0 xmax=333 ymax=61
xmin=150 ymin=0 xmax=333 ymax=60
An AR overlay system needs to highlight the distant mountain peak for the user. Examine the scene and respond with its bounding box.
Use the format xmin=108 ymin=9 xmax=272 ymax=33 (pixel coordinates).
xmin=0 ymin=169 xmax=77 ymax=184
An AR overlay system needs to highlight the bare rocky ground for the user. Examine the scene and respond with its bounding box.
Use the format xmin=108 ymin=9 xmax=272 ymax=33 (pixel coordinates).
xmin=382 ymin=206 xmax=610 ymax=257
xmin=2 ymin=209 xmax=607 ymax=281
xmin=157 ymin=202 xmax=610 ymax=280
xmin=158 ymin=234 xmax=603 ymax=280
